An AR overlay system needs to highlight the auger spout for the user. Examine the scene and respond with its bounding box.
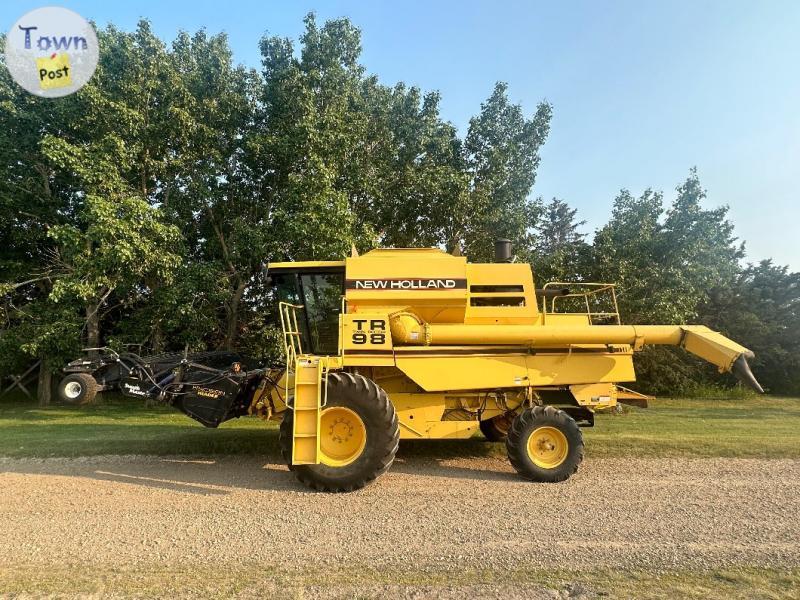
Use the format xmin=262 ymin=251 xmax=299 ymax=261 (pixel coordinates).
xmin=730 ymin=353 xmax=765 ymax=393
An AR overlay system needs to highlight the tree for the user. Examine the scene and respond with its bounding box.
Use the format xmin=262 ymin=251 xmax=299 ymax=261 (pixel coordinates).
xmin=460 ymin=83 xmax=551 ymax=261
xmin=590 ymin=171 xmax=743 ymax=394
xmin=532 ymin=197 xmax=587 ymax=284
xmin=592 ymin=171 xmax=741 ymax=324
xmin=47 ymin=195 xmax=182 ymax=345
xmin=701 ymin=261 xmax=800 ymax=395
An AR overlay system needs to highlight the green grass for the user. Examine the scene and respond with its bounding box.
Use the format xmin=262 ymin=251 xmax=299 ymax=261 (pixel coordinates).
xmin=0 ymin=395 xmax=798 ymax=459
xmin=586 ymin=395 xmax=800 ymax=458
xmin=0 ymin=397 xmax=280 ymax=458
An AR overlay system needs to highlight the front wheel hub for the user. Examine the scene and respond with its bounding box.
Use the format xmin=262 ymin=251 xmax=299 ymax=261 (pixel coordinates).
xmin=64 ymin=381 xmax=83 ymax=399
xmin=319 ymin=406 xmax=367 ymax=467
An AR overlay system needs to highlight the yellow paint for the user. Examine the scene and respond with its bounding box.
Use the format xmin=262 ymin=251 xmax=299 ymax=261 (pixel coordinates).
xmin=339 ymin=312 xmax=394 ymax=367
xmin=526 ymin=426 xmax=568 ymax=468
xmin=681 ymin=326 xmax=748 ymax=372
xmin=464 ymin=262 xmax=539 ymax=324
xmin=290 ymin=358 xmax=326 ymax=465
xmin=569 ymin=382 xmax=618 ymax=409
xmin=345 ymin=249 xmax=468 ymax=324
xmin=319 ymin=406 xmax=366 ymax=467
xmin=388 ymin=311 xmax=751 ymax=376
xmin=270 ymin=245 xmax=760 ymax=455
xmin=389 ymin=390 xmax=522 ymax=439
xmin=394 ymin=350 xmax=635 ymax=392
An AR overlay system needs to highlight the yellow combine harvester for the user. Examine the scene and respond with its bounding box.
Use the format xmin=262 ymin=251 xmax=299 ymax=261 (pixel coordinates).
xmin=247 ymin=240 xmax=763 ymax=492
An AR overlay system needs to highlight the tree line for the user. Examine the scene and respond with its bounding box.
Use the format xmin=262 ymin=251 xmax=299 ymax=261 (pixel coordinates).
xmin=1 ymin=15 xmax=798 ymax=401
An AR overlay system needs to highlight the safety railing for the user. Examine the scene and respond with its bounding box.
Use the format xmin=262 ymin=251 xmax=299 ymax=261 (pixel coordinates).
xmin=279 ymin=302 xmax=304 ymax=364
xmin=337 ymin=296 xmax=347 ymax=356
xmin=541 ymin=282 xmax=621 ymax=325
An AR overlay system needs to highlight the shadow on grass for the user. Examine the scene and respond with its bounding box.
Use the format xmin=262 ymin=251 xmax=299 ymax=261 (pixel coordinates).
xmin=0 ymin=414 xmax=515 ymax=492
xmin=0 ymin=400 xmax=181 ymax=423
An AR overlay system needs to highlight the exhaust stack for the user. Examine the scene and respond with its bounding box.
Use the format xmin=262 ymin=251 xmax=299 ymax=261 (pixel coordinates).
xmin=494 ymin=239 xmax=512 ymax=263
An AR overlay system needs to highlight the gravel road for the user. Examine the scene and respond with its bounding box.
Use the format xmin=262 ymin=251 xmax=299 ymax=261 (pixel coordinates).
xmin=1 ymin=454 xmax=799 ymax=597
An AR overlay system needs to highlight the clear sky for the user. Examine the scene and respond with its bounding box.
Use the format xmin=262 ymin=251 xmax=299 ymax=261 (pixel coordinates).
xmin=3 ymin=1 xmax=799 ymax=268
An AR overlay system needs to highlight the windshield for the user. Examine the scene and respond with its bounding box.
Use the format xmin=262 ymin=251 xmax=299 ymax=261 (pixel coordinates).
xmin=272 ymin=270 xmax=344 ymax=355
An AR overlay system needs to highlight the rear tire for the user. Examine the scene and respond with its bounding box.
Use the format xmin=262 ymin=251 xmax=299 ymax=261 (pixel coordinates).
xmin=506 ymin=406 xmax=583 ymax=483
xmin=279 ymin=372 xmax=399 ymax=492
xmin=57 ymin=373 xmax=98 ymax=405
xmin=480 ymin=413 xmax=513 ymax=441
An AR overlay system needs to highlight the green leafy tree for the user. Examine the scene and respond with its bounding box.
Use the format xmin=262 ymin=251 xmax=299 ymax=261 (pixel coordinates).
xmin=701 ymin=261 xmax=800 ymax=395
xmin=458 ymin=83 xmax=551 ymax=261
xmin=591 ymin=171 xmax=744 ymax=394
xmin=532 ymin=197 xmax=588 ymax=284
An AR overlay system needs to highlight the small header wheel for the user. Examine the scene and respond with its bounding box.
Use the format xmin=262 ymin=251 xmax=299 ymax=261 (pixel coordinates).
xmin=506 ymin=406 xmax=584 ymax=483
xmin=57 ymin=373 xmax=98 ymax=405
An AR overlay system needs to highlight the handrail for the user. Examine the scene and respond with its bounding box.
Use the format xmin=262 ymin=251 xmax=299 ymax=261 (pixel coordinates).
xmin=278 ymin=302 xmax=304 ymax=365
xmin=337 ymin=295 xmax=347 ymax=356
xmin=541 ymin=281 xmax=621 ymax=325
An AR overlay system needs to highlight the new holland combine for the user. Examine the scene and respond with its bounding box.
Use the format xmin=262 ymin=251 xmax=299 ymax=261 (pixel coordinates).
xmin=64 ymin=241 xmax=764 ymax=492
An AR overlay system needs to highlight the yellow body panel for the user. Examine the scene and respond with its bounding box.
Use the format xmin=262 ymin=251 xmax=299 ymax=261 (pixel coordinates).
xmin=390 ymin=392 xmax=487 ymax=439
xmin=394 ymin=348 xmax=635 ymax=391
xmin=339 ymin=312 xmax=394 ymax=366
xmin=464 ymin=262 xmax=539 ymax=324
xmin=569 ymin=382 xmax=618 ymax=409
xmin=345 ymin=249 xmax=468 ymax=324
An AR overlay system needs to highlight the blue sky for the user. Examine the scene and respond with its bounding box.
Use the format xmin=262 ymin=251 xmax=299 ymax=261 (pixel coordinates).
xmin=4 ymin=1 xmax=799 ymax=268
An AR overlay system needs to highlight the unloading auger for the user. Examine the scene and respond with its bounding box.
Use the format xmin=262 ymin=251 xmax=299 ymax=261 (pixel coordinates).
xmin=388 ymin=314 xmax=763 ymax=392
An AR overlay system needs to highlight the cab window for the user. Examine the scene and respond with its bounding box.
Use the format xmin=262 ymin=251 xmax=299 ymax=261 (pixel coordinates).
xmin=271 ymin=270 xmax=344 ymax=355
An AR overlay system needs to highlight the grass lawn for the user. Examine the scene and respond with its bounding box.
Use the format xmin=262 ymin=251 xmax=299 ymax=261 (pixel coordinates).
xmin=0 ymin=394 xmax=798 ymax=459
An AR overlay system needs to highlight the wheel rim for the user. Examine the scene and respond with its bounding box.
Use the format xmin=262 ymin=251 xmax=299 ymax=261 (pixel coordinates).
xmin=64 ymin=381 xmax=83 ymax=399
xmin=526 ymin=426 xmax=569 ymax=469
xmin=319 ymin=407 xmax=367 ymax=467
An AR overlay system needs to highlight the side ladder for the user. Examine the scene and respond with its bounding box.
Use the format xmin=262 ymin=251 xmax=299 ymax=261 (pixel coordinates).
xmin=291 ymin=356 xmax=329 ymax=465
xmin=278 ymin=302 xmax=330 ymax=464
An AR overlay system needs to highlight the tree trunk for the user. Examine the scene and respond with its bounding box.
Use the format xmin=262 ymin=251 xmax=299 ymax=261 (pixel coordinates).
xmin=37 ymin=357 xmax=52 ymax=407
xmin=86 ymin=303 xmax=100 ymax=356
xmin=150 ymin=321 xmax=164 ymax=354
xmin=223 ymin=280 xmax=247 ymax=350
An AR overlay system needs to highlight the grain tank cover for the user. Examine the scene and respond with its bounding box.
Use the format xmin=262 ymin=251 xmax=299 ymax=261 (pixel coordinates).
xmin=345 ymin=248 xmax=467 ymax=323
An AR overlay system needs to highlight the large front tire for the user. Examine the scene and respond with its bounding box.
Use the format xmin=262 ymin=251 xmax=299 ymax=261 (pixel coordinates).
xmin=506 ymin=406 xmax=584 ymax=483
xmin=279 ymin=372 xmax=399 ymax=492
